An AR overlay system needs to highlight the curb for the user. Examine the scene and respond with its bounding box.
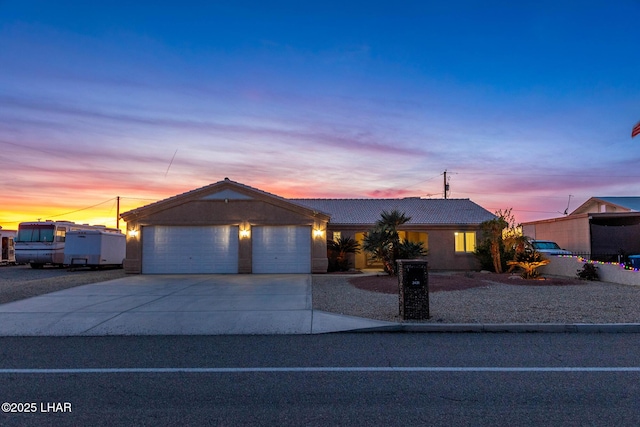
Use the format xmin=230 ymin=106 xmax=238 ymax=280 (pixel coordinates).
xmin=349 ymin=323 xmax=640 ymax=333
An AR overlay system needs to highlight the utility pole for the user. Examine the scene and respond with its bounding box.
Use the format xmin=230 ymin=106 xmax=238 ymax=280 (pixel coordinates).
xmin=116 ymin=196 xmax=120 ymax=230
xmin=443 ymin=170 xmax=450 ymax=199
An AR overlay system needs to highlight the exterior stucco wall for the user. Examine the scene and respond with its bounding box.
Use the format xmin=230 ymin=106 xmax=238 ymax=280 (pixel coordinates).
xmin=132 ymin=200 xmax=321 ymax=225
xmin=540 ymin=256 xmax=640 ymax=286
xmin=426 ymin=228 xmax=481 ymax=270
xmin=123 ymin=199 xmax=328 ymax=274
xmin=328 ymin=225 xmax=482 ymax=271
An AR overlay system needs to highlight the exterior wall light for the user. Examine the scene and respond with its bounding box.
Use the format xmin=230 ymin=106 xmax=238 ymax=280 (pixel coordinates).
xmin=239 ymin=227 xmax=251 ymax=239
xmin=313 ymin=228 xmax=324 ymax=238
xmin=128 ymin=229 xmax=139 ymax=238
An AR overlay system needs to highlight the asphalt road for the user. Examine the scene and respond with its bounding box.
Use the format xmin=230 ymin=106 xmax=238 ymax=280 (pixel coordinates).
xmin=1 ymin=333 xmax=640 ymax=426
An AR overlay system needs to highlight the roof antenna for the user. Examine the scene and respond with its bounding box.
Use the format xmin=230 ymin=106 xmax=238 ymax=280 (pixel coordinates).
xmin=563 ymin=195 xmax=573 ymax=215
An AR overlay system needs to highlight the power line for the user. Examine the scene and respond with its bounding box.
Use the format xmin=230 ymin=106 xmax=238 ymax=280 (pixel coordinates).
xmin=118 ymin=196 xmax=159 ymax=201
xmin=44 ymin=198 xmax=117 ymax=219
xmin=458 ymin=171 xmax=640 ymax=178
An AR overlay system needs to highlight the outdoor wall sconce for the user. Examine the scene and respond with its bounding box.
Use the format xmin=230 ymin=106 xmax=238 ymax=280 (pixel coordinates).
xmin=239 ymin=226 xmax=251 ymax=239
xmin=313 ymin=228 xmax=324 ymax=238
xmin=128 ymin=229 xmax=139 ymax=238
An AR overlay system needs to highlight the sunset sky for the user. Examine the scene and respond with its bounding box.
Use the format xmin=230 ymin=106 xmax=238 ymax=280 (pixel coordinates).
xmin=1 ymin=1 xmax=639 ymax=231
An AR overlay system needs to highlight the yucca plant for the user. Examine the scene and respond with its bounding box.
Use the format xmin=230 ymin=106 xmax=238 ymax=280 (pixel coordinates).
xmin=507 ymin=247 xmax=549 ymax=279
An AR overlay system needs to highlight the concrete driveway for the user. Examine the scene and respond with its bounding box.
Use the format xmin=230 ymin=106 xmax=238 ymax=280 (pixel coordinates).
xmin=0 ymin=274 xmax=394 ymax=336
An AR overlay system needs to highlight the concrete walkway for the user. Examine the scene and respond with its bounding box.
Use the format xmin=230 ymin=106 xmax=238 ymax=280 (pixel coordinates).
xmin=0 ymin=274 xmax=395 ymax=336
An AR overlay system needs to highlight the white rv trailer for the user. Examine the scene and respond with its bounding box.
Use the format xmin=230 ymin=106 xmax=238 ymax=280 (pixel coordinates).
xmin=15 ymin=220 xmax=119 ymax=268
xmin=0 ymin=228 xmax=16 ymax=265
xmin=64 ymin=229 xmax=125 ymax=269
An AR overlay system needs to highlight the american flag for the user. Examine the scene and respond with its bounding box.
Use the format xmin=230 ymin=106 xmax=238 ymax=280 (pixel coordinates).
xmin=633 ymin=121 xmax=640 ymax=138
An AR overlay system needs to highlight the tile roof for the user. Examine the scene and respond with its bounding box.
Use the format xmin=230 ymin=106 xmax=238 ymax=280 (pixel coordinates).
xmin=290 ymin=198 xmax=496 ymax=225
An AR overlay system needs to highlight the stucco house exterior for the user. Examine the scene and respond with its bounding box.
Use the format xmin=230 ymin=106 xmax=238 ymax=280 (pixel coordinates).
xmin=522 ymin=197 xmax=640 ymax=261
xmin=291 ymin=198 xmax=495 ymax=271
xmin=120 ymin=178 xmax=495 ymax=274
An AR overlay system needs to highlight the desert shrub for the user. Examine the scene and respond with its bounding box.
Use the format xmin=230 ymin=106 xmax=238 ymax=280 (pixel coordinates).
xmin=475 ymin=239 xmax=513 ymax=272
xmin=507 ymin=249 xmax=549 ymax=279
xmin=576 ymin=263 xmax=599 ymax=281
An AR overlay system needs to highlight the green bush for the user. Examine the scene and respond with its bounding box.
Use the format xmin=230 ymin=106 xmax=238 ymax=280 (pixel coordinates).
xmin=475 ymin=239 xmax=513 ymax=272
xmin=576 ymin=263 xmax=599 ymax=281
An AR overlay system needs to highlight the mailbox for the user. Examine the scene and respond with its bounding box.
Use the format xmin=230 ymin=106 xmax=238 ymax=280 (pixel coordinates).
xmin=397 ymin=259 xmax=429 ymax=320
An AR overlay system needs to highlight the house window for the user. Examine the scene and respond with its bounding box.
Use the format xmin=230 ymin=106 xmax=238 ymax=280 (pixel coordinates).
xmin=455 ymin=232 xmax=476 ymax=253
xmin=332 ymin=231 xmax=341 ymax=242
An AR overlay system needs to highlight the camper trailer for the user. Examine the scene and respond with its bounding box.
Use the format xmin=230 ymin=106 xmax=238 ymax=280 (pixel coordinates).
xmin=63 ymin=228 xmax=126 ymax=269
xmin=15 ymin=220 xmax=119 ymax=268
xmin=0 ymin=228 xmax=16 ymax=265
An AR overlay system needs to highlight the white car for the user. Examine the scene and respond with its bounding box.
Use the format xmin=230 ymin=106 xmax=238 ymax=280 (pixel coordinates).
xmin=530 ymin=240 xmax=572 ymax=256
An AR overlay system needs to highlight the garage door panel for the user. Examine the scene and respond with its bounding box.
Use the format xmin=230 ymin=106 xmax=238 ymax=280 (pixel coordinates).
xmin=142 ymin=226 xmax=238 ymax=274
xmin=252 ymin=226 xmax=311 ymax=274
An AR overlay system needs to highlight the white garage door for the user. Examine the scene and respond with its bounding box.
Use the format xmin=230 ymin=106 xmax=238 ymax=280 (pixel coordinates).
xmin=252 ymin=226 xmax=311 ymax=274
xmin=142 ymin=226 xmax=238 ymax=274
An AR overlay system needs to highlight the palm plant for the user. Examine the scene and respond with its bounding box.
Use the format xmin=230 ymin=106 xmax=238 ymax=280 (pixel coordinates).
xmin=327 ymin=236 xmax=360 ymax=272
xmin=362 ymin=209 xmax=413 ymax=275
xmin=398 ymin=240 xmax=429 ymax=259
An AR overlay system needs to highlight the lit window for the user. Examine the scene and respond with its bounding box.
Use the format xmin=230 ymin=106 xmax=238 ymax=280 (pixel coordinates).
xmin=333 ymin=231 xmax=341 ymax=242
xmin=454 ymin=232 xmax=476 ymax=253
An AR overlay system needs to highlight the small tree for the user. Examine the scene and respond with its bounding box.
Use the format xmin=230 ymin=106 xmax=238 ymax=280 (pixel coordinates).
xmin=476 ymin=208 xmax=520 ymax=274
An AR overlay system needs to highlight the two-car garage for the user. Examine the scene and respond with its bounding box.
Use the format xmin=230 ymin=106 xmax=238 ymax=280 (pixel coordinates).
xmin=141 ymin=225 xmax=312 ymax=274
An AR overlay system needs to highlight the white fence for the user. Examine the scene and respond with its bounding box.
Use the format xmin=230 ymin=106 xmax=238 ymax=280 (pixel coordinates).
xmin=540 ymin=256 xmax=640 ymax=287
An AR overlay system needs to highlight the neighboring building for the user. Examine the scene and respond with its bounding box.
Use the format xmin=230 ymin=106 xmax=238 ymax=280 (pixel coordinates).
xmin=522 ymin=197 xmax=640 ymax=261
xmin=120 ymin=178 xmax=495 ymax=274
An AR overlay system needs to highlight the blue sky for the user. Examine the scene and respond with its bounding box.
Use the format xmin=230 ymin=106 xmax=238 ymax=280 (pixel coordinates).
xmin=1 ymin=0 xmax=639 ymax=229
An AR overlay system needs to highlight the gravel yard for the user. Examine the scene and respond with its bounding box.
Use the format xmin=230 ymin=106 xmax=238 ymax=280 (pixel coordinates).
xmin=312 ymin=272 xmax=640 ymax=324
xmin=0 ymin=265 xmax=126 ymax=305
xmin=2 ymin=265 xmax=639 ymax=324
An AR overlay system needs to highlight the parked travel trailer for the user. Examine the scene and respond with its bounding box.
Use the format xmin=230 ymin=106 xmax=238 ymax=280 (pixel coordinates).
xmin=0 ymin=227 xmax=16 ymax=265
xmin=64 ymin=229 xmax=126 ymax=269
xmin=15 ymin=220 xmax=119 ymax=268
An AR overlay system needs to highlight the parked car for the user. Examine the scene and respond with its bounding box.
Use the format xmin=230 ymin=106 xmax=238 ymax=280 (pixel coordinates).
xmin=530 ymin=240 xmax=572 ymax=256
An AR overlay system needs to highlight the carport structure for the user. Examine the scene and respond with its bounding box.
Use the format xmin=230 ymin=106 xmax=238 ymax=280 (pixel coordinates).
xmin=120 ymin=178 xmax=330 ymax=274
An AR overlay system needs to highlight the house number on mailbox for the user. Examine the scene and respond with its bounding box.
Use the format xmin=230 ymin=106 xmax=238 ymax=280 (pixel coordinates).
xmin=406 ymin=266 xmax=424 ymax=287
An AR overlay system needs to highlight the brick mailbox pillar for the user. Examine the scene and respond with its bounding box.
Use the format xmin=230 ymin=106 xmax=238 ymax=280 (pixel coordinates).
xmin=397 ymin=259 xmax=429 ymax=320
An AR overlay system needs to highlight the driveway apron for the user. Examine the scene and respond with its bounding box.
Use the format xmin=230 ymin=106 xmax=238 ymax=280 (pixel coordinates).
xmin=0 ymin=274 xmax=393 ymax=336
